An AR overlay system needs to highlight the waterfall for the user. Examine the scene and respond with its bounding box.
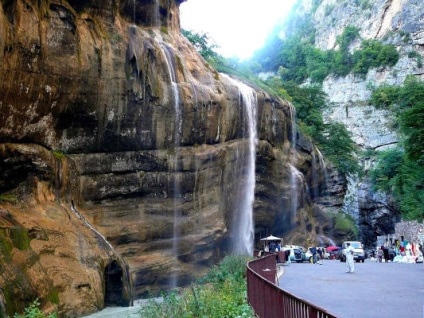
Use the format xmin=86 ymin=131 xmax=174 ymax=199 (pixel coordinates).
xmin=317 ymin=235 xmax=337 ymax=246
xmin=71 ymin=202 xmax=115 ymax=251
xmin=289 ymin=164 xmax=306 ymax=223
xmin=343 ymin=176 xmax=360 ymax=222
xmin=133 ymin=0 xmax=136 ymax=24
xmin=316 ymin=147 xmax=329 ymax=195
xmin=155 ymin=0 xmax=160 ymax=27
xmin=70 ymin=202 xmax=134 ymax=305
xmin=158 ymin=42 xmax=182 ymax=289
xmin=311 ymin=147 xmax=329 ymax=200
xmin=224 ymin=75 xmax=257 ymax=256
xmin=288 ymin=105 xmax=299 ymax=223
xmin=311 ymin=150 xmax=319 ymax=199
xmin=160 ymin=44 xmax=181 ymax=126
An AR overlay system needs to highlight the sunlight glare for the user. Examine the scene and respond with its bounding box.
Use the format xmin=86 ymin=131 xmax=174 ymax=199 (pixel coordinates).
xmin=180 ymin=0 xmax=296 ymax=60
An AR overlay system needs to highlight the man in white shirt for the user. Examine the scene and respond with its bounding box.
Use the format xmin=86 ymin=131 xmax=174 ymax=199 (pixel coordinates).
xmin=345 ymin=243 xmax=355 ymax=273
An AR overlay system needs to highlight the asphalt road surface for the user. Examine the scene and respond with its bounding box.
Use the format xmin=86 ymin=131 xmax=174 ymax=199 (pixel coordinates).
xmin=279 ymin=259 xmax=424 ymax=318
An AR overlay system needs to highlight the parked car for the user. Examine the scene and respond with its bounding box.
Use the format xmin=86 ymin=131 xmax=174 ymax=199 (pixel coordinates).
xmin=317 ymin=247 xmax=330 ymax=259
xmin=282 ymin=245 xmax=308 ymax=263
xmin=339 ymin=241 xmax=365 ymax=263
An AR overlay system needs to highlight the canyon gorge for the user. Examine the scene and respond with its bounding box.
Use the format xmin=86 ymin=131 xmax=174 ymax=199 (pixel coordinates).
xmin=4 ymin=0 xmax=422 ymax=316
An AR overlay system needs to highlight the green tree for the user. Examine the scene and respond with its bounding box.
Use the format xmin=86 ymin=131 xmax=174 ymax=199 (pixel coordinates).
xmin=181 ymin=29 xmax=218 ymax=61
xmin=400 ymin=101 xmax=424 ymax=163
xmin=320 ymin=122 xmax=360 ymax=175
xmin=369 ymin=149 xmax=404 ymax=192
xmin=370 ymin=149 xmax=424 ymax=221
xmin=352 ymin=40 xmax=399 ymax=75
xmin=280 ymin=82 xmax=326 ymax=136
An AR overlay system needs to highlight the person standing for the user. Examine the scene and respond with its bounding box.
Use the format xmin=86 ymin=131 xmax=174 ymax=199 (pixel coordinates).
xmin=383 ymin=246 xmax=390 ymax=263
xmin=276 ymin=242 xmax=282 ymax=252
xmin=345 ymin=242 xmax=355 ymax=273
xmin=317 ymin=248 xmax=323 ymax=260
xmin=310 ymin=246 xmax=317 ymax=264
xmin=377 ymin=246 xmax=384 ymax=263
xmin=270 ymin=241 xmax=276 ymax=253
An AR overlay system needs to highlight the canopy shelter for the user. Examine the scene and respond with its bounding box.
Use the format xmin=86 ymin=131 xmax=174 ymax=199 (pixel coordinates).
xmin=326 ymin=246 xmax=339 ymax=252
xmin=260 ymin=235 xmax=282 ymax=242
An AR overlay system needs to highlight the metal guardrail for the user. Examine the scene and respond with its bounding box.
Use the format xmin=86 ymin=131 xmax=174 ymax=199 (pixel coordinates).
xmin=247 ymin=254 xmax=337 ymax=318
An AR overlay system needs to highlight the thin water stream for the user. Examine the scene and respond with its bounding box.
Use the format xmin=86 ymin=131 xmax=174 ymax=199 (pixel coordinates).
xmin=288 ymin=105 xmax=299 ymax=224
xmin=158 ymin=41 xmax=182 ymax=288
xmin=223 ymin=75 xmax=257 ymax=256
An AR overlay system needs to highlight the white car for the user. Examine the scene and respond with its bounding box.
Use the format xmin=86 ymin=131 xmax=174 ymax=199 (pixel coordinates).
xmin=282 ymin=245 xmax=309 ymax=263
xmin=340 ymin=241 xmax=365 ymax=263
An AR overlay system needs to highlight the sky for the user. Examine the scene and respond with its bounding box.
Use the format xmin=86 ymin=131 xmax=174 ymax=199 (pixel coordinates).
xmin=180 ymin=0 xmax=297 ymax=60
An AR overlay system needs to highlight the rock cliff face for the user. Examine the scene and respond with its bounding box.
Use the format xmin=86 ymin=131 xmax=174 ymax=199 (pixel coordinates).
xmin=0 ymin=0 xmax=337 ymax=316
xmin=291 ymin=0 xmax=424 ymax=246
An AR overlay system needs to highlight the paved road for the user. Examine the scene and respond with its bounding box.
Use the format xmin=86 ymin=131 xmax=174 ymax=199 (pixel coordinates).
xmin=279 ymin=259 xmax=424 ymax=318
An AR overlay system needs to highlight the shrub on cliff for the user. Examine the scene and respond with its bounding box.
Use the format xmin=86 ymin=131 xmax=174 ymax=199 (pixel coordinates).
xmin=13 ymin=299 xmax=57 ymax=318
xmin=137 ymin=255 xmax=255 ymax=318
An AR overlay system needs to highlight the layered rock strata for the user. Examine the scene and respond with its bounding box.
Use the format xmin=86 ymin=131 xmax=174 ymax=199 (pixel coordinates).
xmin=0 ymin=0 xmax=338 ymax=316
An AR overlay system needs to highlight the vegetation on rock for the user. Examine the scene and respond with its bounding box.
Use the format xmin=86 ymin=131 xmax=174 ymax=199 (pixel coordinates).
xmin=253 ymin=23 xmax=399 ymax=83
xmin=13 ymin=299 xmax=57 ymax=318
xmin=332 ymin=212 xmax=358 ymax=239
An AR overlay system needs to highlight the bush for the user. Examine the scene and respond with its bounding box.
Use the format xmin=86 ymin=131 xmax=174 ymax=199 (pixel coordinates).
xmin=370 ymin=85 xmax=400 ymax=109
xmin=352 ymin=40 xmax=399 ymax=75
xmin=333 ymin=212 xmax=358 ymax=239
xmin=13 ymin=299 xmax=57 ymax=318
xmin=137 ymin=255 xmax=255 ymax=318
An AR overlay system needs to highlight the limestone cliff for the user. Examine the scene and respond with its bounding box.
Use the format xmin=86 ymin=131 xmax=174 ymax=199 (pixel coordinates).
xmin=0 ymin=0 xmax=336 ymax=316
xmin=289 ymin=0 xmax=424 ymax=246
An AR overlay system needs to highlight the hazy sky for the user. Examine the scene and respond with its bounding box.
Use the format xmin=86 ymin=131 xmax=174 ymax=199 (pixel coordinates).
xmin=180 ymin=0 xmax=296 ymax=60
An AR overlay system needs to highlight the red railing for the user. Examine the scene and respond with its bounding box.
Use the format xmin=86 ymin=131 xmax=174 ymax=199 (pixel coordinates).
xmin=247 ymin=254 xmax=337 ymax=318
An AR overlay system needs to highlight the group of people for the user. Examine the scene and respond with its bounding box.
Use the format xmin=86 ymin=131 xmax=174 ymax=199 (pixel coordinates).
xmin=374 ymin=240 xmax=423 ymax=263
xmin=259 ymin=241 xmax=288 ymax=263
xmin=263 ymin=241 xmax=282 ymax=252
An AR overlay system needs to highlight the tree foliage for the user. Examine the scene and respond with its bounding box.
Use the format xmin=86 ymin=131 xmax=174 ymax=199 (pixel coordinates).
xmin=320 ymin=122 xmax=360 ymax=175
xmin=352 ymin=40 xmax=399 ymax=75
xmin=181 ymin=29 xmax=218 ymax=61
xmin=369 ymin=78 xmax=424 ymax=221
xmin=370 ymin=149 xmax=424 ymax=221
xmin=264 ymin=79 xmax=360 ymax=175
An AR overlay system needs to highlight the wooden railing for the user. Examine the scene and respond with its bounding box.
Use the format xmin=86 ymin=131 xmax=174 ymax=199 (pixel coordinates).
xmin=246 ymin=254 xmax=337 ymax=318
